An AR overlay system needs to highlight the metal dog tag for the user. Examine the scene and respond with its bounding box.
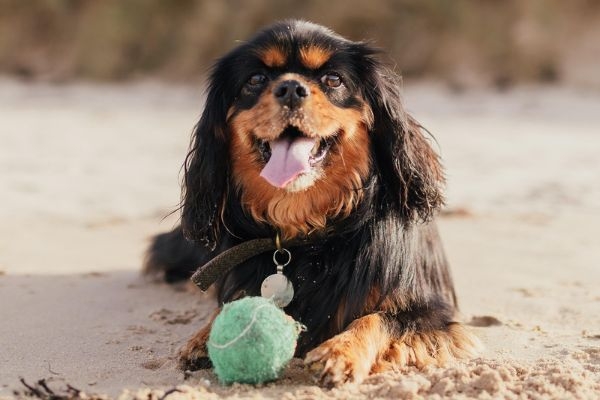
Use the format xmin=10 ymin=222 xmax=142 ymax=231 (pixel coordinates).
xmin=261 ymin=273 xmax=294 ymax=308
xmin=261 ymin=248 xmax=294 ymax=308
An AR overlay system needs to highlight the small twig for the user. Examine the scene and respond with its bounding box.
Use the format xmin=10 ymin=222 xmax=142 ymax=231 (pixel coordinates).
xmin=47 ymin=361 xmax=61 ymax=376
xmin=66 ymin=384 xmax=82 ymax=396
xmin=37 ymin=379 xmax=56 ymax=396
xmin=159 ymin=388 xmax=182 ymax=400
xmin=18 ymin=378 xmax=89 ymax=400
xmin=19 ymin=378 xmax=45 ymax=398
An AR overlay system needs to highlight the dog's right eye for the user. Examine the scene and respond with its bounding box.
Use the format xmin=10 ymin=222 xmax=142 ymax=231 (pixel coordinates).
xmin=247 ymin=74 xmax=267 ymax=87
xmin=321 ymin=73 xmax=342 ymax=88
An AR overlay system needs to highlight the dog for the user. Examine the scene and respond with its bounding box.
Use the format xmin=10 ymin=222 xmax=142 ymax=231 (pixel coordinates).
xmin=144 ymin=20 xmax=480 ymax=385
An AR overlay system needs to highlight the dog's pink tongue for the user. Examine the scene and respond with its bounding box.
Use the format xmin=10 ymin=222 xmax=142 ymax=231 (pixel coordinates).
xmin=260 ymin=137 xmax=315 ymax=188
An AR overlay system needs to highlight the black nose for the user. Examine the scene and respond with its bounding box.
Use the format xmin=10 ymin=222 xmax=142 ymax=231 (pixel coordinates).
xmin=273 ymin=80 xmax=309 ymax=109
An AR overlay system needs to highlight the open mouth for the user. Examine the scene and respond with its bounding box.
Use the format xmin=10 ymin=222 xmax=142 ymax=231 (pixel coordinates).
xmin=255 ymin=126 xmax=337 ymax=189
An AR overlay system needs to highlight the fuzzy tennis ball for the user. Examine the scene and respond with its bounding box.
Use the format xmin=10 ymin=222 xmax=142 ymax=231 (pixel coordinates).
xmin=207 ymin=296 xmax=302 ymax=384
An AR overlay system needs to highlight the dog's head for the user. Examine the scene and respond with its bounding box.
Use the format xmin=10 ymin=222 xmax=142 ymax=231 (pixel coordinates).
xmin=182 ymin=20 xmax=444 ymax=247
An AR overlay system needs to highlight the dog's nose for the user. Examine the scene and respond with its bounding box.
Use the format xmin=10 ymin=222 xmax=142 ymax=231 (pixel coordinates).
xmin=273 ymin=80 xmax=309 ymax=109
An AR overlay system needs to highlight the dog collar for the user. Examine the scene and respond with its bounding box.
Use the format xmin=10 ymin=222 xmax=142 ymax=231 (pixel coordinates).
xmin=191 ymin=231 xmax=314 ymax=291
xmin=191 ymin=238 xmax=278 ymax=291
xmin=191 ymin=230 xmax=334 ymax=293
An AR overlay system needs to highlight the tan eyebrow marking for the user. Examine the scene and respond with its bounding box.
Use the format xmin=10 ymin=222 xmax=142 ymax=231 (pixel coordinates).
xmin=259 ymin=46 xmax=287 ymax=68
xmin=299 ymin=46 xmax=332 ymax=70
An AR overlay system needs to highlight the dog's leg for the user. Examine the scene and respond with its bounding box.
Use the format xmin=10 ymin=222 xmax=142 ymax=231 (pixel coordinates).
xmin=178 ymin=308 xmax=220 ymax=370
xmin=373 ymin=320 xmax=479 ymax=373
xmin=305 ymin=309 xmax=480 ymax=386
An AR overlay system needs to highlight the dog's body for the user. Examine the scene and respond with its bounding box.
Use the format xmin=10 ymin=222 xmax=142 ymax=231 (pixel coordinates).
xmin=145 ymin=20 xmax=479 ymax=385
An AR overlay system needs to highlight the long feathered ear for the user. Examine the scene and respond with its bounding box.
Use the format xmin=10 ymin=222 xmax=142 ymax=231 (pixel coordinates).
xmin=181 ymin=67 xmax=231 ymax=250
xmin=360 ymin=48 xmax=445 ymax=222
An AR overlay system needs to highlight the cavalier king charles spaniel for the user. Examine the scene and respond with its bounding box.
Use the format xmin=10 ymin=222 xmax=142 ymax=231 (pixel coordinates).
xmin=144 ymin=20 xmax=480 ymax=385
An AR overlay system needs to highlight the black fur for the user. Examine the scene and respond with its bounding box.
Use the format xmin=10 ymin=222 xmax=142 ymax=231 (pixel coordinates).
xmin=144 ymin=227 xmax=206 ymax=283
xmin=145 ymin=20 xmax=458 ymax=359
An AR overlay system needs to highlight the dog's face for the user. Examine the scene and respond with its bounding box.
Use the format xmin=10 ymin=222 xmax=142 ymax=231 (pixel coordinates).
xmin=225 ymin=22 xmax=375 ymax=238
xmin=182 ymin=20 xmax=444 ymax=246
xmin=229 ymin=47 xmax=372 ymax=193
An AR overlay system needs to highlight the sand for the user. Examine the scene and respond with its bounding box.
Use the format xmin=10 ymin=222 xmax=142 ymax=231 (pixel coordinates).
xmin=0 ymin=79 xmax=599 ymax=399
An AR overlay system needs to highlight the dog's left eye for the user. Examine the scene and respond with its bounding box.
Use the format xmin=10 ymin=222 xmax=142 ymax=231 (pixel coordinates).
xmin=247 ymin=74 xmax=267 ymax=87
xmin=321 ymin=73 xmax=342 ymax=88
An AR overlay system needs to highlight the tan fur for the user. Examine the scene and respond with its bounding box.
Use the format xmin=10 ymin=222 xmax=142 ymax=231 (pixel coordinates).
xmin=306 ymin=313 xmax=481 ymax=384
xmin=373 ymin=322 xmax=482 ymax=372
xmin=178 ymin=308 xmax=220 ymax=369
xmin=333 ymin=288 xmax=401 ymax=334
xmin=364 ymin=286 xmax=405 ymax=315
xmin=299 ymin=45 xmax=332 ymax=70
xmin=228 ymin=75 xmax=372 ymax=240
xmin=258 ymin=46 xmax=287 ymax=67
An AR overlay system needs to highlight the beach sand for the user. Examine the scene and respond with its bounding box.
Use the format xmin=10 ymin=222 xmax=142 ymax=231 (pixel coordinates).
xmin=1 ymin=80 xmax=599 ymax=399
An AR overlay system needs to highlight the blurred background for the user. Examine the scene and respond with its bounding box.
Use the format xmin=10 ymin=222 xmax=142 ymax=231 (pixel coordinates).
xmin=1 ymin=0 xmax=599 ymax=89
xmin=0 ymin=0 xmax=599 ymax=268
xmin=1 ymin=0 xmax=599 ymax=271
xmin=1 ymin=2 xmax=600 ymax=397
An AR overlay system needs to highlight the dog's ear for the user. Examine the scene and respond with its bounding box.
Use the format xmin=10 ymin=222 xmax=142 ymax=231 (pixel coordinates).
xmin=181 ymin=64 xmax=232 ymax=249
xmin=358 ymin=47 xmax=445 ymax=222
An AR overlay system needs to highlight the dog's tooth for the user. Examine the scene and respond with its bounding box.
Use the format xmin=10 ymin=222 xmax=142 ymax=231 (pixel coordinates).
xmin=310 ymin=139 xmax=320 ymax=156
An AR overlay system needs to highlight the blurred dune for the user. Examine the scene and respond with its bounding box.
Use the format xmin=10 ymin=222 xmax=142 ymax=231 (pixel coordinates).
xmin=1 ymin=0 xmax=599 ymax=88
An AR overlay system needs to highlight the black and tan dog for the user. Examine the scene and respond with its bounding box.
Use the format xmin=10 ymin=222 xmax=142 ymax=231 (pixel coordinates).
xmin=145 ymin=20 xmax=479 ymax=385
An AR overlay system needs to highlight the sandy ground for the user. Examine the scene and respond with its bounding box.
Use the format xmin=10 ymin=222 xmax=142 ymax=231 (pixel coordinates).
xmin=0 ymin=79 xmax=599 ymax=399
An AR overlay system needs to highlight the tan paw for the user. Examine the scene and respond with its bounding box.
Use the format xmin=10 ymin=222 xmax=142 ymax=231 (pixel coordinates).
xmin=177 ymin=334 xmax=212 ymax=371
xmin=177 ymin=312 xmax=219 ymax=371
xmin=304 ymin=334 xmax=372 ymax=386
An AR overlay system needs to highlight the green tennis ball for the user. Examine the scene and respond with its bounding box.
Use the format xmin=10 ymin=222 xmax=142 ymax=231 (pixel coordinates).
xmin=207 ymin=296 xmax=302 ymax=385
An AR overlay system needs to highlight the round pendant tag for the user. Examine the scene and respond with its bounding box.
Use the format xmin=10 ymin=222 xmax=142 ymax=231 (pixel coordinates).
xmin=261 ymin=273 xmax=294 ymax=308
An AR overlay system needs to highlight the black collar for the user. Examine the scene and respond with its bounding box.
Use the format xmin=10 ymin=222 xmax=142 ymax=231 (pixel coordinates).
xmin=191 ymin=238 xmax=277 ymax=291
xmin=191 ymin=235 xmax=323 ymax=291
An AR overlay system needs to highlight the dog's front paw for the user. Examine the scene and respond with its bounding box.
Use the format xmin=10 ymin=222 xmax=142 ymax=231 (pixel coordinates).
xmin=304 ymin=333 xmax=372 ymax=386
xmin=178 ymin=335 xmax=212 ymax=371
xmin=177 ymin=323 xmax=214 ymax=371
xmin=177 ymin=309 xmax=221 ymax=371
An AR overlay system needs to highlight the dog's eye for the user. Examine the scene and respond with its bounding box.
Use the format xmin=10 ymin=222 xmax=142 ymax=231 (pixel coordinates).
xmin=247 ymin=74 xmax=267 ymax=87
xmin=321 ymin=73 xmax=342 ymax=88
